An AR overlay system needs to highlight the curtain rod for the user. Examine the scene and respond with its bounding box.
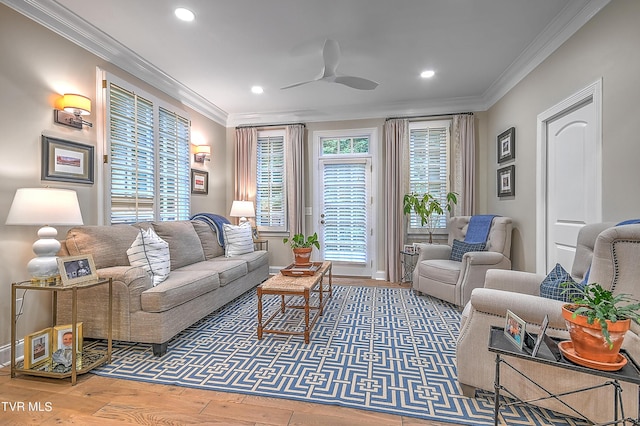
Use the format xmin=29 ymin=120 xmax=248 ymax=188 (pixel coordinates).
xmin=236 ymin=122 xmax=306 ymax=129
xmin=385 ymin=112 xmax=473 ymax=121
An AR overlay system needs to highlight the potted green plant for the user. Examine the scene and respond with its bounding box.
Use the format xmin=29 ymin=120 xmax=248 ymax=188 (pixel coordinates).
xmin=402 ymin=191 xmax=458 ymax=243
xmin=283 ymin=232 xmax=320 ymax=266
xmin=562 ymin=282 xmax=640 ymax=364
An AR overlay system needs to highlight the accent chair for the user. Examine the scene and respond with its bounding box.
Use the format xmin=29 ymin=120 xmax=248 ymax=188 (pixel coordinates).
xmin=457 ymin=222 xmax=640 ymax=422
xmin=412 ymin=216 xmax=512 ymax=307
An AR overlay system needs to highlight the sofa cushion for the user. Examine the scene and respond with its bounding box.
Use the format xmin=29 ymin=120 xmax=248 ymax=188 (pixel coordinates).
xmin=140 ymin=270 xmax=220 ymax=313
xmin=418 ymin=259 xmax=461 ymax=285
xmin=449 ymin=239 xmax=486 ymax=262
xmin=192 ymin=220 xmax=224 ymax=259
xmin=223 ymin=250 xmax=268 ymax=272
xmin=127 ymin=227 xmax=171 ymax=286
xmin=540 ymin=263 xmax=583 ymax=302
xmin=180 ymin=259 xmax=248 ymax=286
xmin=152 ymin=221 xmax=205 ymax=270
xmin=66 ymin=225 xmax=140 ymax=269
xmin=222 ymin=222 xmax=254 ymax=257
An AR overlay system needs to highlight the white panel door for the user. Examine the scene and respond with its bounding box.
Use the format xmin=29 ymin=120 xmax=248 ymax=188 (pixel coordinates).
xmin=546 ymin=99 xmax=599 ymax=272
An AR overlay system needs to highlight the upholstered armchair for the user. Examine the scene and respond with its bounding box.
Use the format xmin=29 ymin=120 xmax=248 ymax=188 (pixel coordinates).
xmin=412 ymin=216 xmax=512 ymax=307
xmin=456 ymin=222 xmax=640 ymax=422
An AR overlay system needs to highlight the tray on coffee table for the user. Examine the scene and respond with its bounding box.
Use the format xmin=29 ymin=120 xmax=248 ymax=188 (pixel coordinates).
xmin=280 ymin=262 xmax=323 ymax=276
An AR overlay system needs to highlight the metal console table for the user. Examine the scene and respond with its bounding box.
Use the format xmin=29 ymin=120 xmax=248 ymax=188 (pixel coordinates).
xmin=488 ymin=326 xmax=640 ymax=425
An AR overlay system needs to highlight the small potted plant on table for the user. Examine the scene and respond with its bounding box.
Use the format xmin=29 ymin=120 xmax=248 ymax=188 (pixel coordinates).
xmin=562 ymin=282 xmax=640 ymax=366
xmin=283 ymin=232 xmax=320 ymax=266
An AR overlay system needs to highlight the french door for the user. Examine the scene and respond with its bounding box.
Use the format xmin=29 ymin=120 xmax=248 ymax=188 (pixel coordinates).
xmin=312 ymin=129 xmax=377 ymax=277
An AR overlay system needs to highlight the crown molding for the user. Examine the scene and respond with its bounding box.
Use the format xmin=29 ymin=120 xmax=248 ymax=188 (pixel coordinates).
xmin=1 ymin=0 xmax=228 ymax=125
xmin=482 ymin=0 xmax=611 ymax=109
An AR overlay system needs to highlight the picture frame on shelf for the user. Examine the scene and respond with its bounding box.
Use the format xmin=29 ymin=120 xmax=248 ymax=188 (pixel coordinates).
xmin=41 ymin=135 xmax=95 ymax=184
xmin=57 ymin=254 xmax=98 ymax=285
xmin=504 ymin=309 xmax=526 ymax=350
xmin=402 ymin=244 xmax=415 ymax=254
xmin=24 ymin=327 xmax=52 ymax=369
xmin=531 ymin=315 xmax=549 ymax=358
xmin=191 ymin=169 xmax=209 ymax=194
xmin=497 ymin=127 xmax=515 ymax=163
xmin=53 ymin=323 xmax=83 ymax=353
xmin=497 ymin=165 xmax=515 ymax=197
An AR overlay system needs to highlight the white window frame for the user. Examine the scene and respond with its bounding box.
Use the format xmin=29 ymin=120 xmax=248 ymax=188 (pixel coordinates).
xmin=103 ymin=72 xmax=191 ymax=224
xmin=255 ymin=128 xmax=287 ymax=233
xmin=407 ymin=119 xmax=452 ymax=235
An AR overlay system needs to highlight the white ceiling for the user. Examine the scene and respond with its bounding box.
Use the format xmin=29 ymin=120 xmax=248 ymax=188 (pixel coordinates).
xmin=4 ymin=0 xmax=609 ymax=126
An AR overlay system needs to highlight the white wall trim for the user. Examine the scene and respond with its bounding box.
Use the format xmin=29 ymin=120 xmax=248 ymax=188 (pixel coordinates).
xmin=536 ymin=79 xmax=602 ymax=274
xmin=0 ymin=339 xmax=23 ymax=368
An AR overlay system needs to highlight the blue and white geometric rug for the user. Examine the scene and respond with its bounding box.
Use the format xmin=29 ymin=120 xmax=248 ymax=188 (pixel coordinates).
xmin=91 ymin=285 xmax=584 ymax=425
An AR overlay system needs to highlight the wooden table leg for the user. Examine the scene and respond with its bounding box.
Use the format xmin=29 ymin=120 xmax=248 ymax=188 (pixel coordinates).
xmin=304 ymin=288 xmax=310 ymax=344
xmin=280 ymin=294 xmax=285 ymax=313
xmin=257 ymin=287 xmax=263 ymax=340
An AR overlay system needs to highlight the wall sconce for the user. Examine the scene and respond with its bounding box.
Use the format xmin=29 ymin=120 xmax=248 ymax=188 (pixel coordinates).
xmin=193 ymin=145 xmax=211 ymax=163
xmin=54 ymin=93 xmax=93 ymax=129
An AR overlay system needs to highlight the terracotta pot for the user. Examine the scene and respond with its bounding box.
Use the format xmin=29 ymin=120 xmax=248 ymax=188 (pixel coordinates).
xmin=562 ymin=304 xmax=630 ymax=363
xmin=292 ymin=247 xmax=312 ymax=266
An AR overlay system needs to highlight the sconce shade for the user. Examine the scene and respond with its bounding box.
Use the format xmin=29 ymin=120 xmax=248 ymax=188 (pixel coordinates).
xmin=194 ymin=145 xmax=211 ymax=155
xmin=6 ymin=188 xmax=84 ymax=279
xmin=229 ymin=200 xmax=255 ymax=222
xmin=60 ymin=94 xmax=91 ymax=115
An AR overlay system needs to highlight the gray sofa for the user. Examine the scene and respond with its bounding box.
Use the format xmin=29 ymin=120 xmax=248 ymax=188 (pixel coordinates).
xmin=56 ymin=220 xmax=269 ymax=356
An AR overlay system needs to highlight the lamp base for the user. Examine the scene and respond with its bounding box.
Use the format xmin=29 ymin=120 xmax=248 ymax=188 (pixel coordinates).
xmin=28 ymin=226 xmax=61 ymax=279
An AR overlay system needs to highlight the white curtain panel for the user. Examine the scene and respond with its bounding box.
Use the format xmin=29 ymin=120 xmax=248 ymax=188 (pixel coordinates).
xmin=234 ymin=127 xmax=257 ymax=202
xmin=453 ymin=114 xmax=475 ymax=216
xmin=286 ymin=124 xmax=305 ymax=236
xmin=384 ymin=118 xmax=408 ymax=283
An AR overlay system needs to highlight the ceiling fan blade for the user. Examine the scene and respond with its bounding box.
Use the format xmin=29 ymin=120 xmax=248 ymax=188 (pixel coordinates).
xmin=322 ymin=39 xmax=340 ymax=77
xmin=334 ymin=76 xmax=379 ymax=90
xmin=280 ymin=79 xmax=317 ymax=90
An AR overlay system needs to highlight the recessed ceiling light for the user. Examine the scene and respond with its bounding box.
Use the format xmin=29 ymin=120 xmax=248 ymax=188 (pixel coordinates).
xmin=251 ymin=86 xmax=264 ymax=94
xmin=175 ymin=8 xmax=195 ymax=22
xmin=420 ymin=70 xmax=435 ymax=79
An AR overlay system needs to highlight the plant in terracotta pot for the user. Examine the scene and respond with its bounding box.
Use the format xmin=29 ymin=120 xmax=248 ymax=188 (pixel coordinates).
xmin=402 ymin=191 xmax=458 ymax=243
xmin=283 ymin=232 xmax=320 ymax=266
xmin=562 ymin=282 xmax=640 ymax=364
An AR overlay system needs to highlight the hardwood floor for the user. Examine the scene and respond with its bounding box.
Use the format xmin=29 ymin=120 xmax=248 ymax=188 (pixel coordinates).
xmin=0 ymin=278 xmax=454 ymax=426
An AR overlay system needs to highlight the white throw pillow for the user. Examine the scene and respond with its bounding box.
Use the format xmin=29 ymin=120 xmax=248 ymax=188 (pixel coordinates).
xmin=222 ymin=222 xmax=255 ymax=257
xmin=127 ymin=227 xmax=171 ymax=286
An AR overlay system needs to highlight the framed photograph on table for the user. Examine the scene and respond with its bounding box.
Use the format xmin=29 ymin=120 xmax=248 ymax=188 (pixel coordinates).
xmin=41 ymin=135 xmax=94 ymax=184
xmin=497 ymin=165 xmax=515 ymax=197
xmin=504 ymin=310 xmax=526 ymax=350
xmin=24 ymin=327 xmax=52 ymax=369
xmin=57 ymin=254 xmax=98 ymax=285
xmin=497 ymin=127 xmax=515 ymax=163
xmin=191 ymin=169 xmax=209 ymax=194
xmin=53 ymin=323 xmax=83 ymax=353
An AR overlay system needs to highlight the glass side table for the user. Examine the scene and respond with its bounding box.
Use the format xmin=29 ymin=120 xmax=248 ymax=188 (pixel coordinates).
xmin=400 ymin=250 xmax=418 ymax=283
xmin=11 ymin=277 xmax=113 ymax=385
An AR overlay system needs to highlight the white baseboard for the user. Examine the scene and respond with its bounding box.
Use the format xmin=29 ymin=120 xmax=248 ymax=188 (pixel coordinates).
xmin=373 ymin=270 xmax=387 ymax=280
xmin=0 ymin=339 xmax=23 ymax=368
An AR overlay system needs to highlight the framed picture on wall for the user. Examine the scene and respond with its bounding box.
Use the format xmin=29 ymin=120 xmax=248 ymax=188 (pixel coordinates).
xmin=497 ymin=165 xmax=515 ymax=197
xmin=41 ymin=135 xmax=95 ymax=184
xmin=497 ymin=127 xmax=516 ymax=163
xmin=191 ymin=169 xmax=209 ymax=194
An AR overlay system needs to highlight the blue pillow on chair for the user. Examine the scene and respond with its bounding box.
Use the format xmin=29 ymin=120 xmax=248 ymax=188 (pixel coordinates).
xmin=449 ymin=239 xmax=486 ymax=262
xmin=540 ymin=263 xmax=584 ymax=302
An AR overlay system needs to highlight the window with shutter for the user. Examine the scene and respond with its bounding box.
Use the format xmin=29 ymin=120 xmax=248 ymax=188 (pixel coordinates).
xmin=106 ymin=77 xmax=190 ymax=224
xmin=408 ymin=120 xmax=451 ymax=232
xmin=255 ymin=129 xmax=287 ymax=232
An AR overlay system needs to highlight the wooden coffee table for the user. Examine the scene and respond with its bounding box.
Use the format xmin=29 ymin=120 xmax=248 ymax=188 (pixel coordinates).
xmin=257 ymin=261 xmax=332 ymax=344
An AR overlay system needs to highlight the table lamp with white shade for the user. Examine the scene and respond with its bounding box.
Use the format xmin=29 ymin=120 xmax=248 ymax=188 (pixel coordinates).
xmin=229 ymin=200 xmax=255 ymax=224
xmin=6 ymin=188 xmax=84 ymax=280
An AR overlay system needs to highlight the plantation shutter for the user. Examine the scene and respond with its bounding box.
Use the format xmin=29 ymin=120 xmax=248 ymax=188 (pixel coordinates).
xmin=322 ymin=161 xmax=368 ymax=263
xmin=158 ymin=107 xmax=190 ymax=221
xmin=109 ymin=83 xmax=155 ymax=224
xmin=256 ymin=133 xmax=286 ymax=231
xmin=408 ymin=122 xmax=450 ymax=230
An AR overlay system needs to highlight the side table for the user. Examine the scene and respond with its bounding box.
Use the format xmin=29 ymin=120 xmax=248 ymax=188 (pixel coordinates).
xmin=400 ymin=250 xmax=418 ymax=282
xmin=488 ymin=325 xmax=640 ymax=425
xmin=254 ymin=239 xmax=269 ymax=251
xmin=11 ymin=278 xmax=113 ymax=385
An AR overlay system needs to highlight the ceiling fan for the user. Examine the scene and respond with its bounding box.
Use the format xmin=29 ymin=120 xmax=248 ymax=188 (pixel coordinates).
xmin=281 ymin=39 xmax=379 ymax=91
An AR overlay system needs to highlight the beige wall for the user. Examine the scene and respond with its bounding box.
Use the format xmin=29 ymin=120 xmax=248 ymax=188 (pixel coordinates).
xmin=0 ymin=5 xmax=226 ymax=348
xmin=484 ymin=0 xmax=640 ymax=272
